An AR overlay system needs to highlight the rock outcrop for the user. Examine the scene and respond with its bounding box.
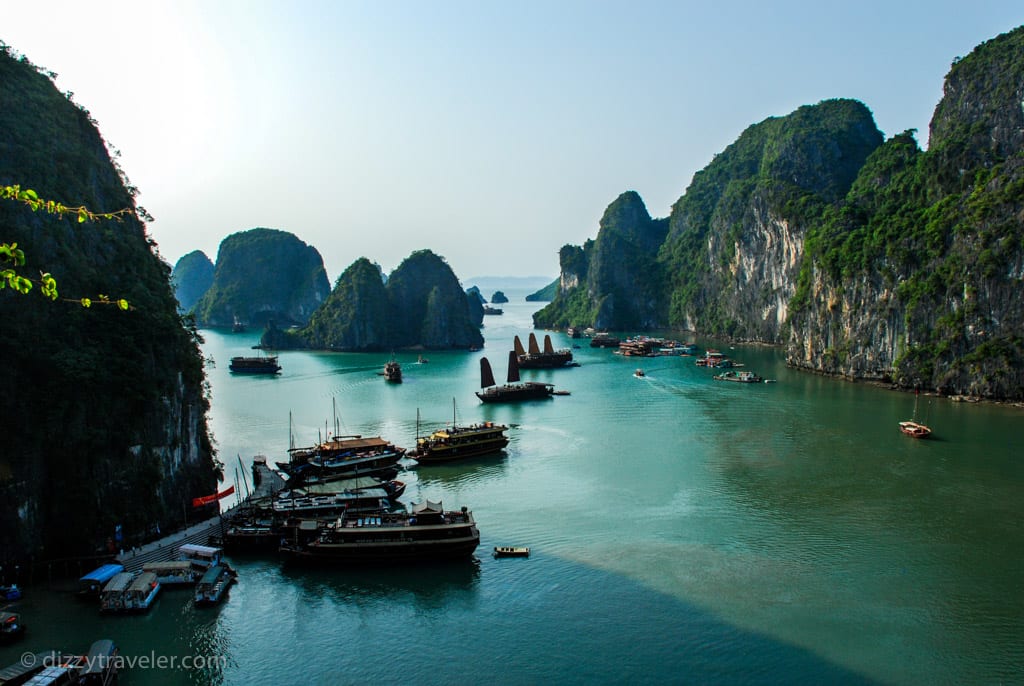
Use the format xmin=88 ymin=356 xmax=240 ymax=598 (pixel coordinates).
xmin=193 ymin=228 xmax=330 ymax=328
xmin=170 ymin=250 xmax=214 ymax=313
xmin=534 ymin=26 xmax=1024 ymax=399
xmin=0 ymin=45 xmax=218 ymax=559
xmin=263 ymin=250 xmax=484 ymax=351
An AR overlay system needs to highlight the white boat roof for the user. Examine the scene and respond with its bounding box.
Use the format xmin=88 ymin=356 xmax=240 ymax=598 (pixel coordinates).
xmin=179 ymin=543 xmax=222 ymax=556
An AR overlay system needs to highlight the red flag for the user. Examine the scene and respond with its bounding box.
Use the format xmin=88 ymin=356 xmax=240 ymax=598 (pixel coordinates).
xmin=191 ymin=485 xmax=236 ymax=508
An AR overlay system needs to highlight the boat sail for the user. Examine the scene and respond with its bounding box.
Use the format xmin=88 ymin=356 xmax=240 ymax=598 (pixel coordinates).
xmin=475 ymin=351 xmax=555 ymax=403
xmin=899 ymin=389 xmax=932 ymax=438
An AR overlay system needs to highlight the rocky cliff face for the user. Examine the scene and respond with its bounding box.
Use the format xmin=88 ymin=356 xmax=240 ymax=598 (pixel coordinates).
xmin=0 ymin=46 xmax=217 ymax=559
xmin=193 ymin=228 xmax=330 ymax=328
xmin=265 ymin=250 xmax=484 ymax=351
xmin=786 ymin=28 xmax=1024 ymax=399
xmin=170 ymin=250 xmax=214 ymax=313
xmin=534 ymin=26 xmax=1024 ymax=399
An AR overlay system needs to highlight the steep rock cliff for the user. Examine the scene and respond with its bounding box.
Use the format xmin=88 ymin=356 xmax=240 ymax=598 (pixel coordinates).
xmin=385 ymin=250 xmax=484 ymax=349
xmin=170 ymin=249 xmax=214 ymax=313
xmin=536 ymin=192 xmax=668 ymax=329
xmin=0 ymin=45 xmax=217 ymax=559
xmin=264 ymin=250 xmax=484 ymax=351
xmin=658 ymin=98 xmax=883 ymax=338
xmin=533 ymin=24 xmax=1024 ymax=400
xmin=193 ymin=228 xmax=330 ymax=328
xmin=787 ymin=27 xmax=1024 ymax=398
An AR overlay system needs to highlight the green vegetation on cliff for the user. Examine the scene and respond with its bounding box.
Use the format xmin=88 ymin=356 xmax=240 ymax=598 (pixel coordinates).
xmin=531 ymin=24 xmax=1024 ymax=399
xmin=0 ymin=44 xmax=218 ymax=559
xmin=193 ymin=228 xmax=330 ymax=329
xmin=264 ymin=250 xmax=484 ymax=351
xmin=536 ymin=192 xmax=668 ymax=330
xmin=170 ymin=249 xmax=214 ymax=313
xmin=659 ymin=99 xmax=883 ymax=333
xmin=787 ymin=27 xmax=1024 ymax=397
xmin=525 ymin=278 xmax=558 ymax=302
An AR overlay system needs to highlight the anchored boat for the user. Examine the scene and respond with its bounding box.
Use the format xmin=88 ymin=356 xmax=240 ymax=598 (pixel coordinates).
xmin=476 ymin=351 xmax=555 ymax=403
xmin=410 ymin=400 xmax=509 ymax=463
xmin=280 ymin=501 xmax=480 ymax=563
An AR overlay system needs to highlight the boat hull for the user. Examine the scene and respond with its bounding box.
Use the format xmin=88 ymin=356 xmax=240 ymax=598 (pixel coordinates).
xmin=412 ymin=439 xmax=508 ymax=463
xmin=283 ymin=533 xmax=480 ymax=564
xmin=475 ymin=383 xmax=553 ymax=403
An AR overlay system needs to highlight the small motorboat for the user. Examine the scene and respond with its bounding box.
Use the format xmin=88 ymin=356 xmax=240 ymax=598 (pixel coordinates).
xmin=0 ymin=612 xmax=25 ymax=643
xmin=493 ymin=546 xmax=530 ymax=558
xmin=634 ymin=369 xmax=645 ymax=378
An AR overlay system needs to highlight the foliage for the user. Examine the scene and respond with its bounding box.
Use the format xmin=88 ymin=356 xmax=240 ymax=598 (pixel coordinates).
xmin=0 ymin=43 xmax=217 ymax=559
xmin=268 ymin=250 xmax=484 ymax=351
xmin=659 ymin=99 xmax=883 ymax=333
xmin=192 ymin=228 xmax=330 ymax=328
xmin=525 ymin=278 xmax=559 ymax=302
xmin=2 ymin=185 xmax=131 ymax=309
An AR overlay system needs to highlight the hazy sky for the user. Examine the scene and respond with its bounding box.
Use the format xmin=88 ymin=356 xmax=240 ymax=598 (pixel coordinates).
xmin=4 ymin=2 xmax=1022 ymax=283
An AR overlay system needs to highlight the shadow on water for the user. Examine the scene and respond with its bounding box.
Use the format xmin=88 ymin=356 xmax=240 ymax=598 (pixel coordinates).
xmin=233 ymin=552 xmax=875 ymax=686
xmin=0 ymin=554 xmax=878 ymax=685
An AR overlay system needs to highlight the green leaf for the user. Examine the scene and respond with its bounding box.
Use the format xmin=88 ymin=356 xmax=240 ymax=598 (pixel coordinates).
xmin=78 ymin=208 xmax=87 ymax=223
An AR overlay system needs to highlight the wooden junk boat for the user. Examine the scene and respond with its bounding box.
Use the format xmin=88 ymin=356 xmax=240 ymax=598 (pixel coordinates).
xmin=279 ymin=501 xmax=480 ymax=563
xmin=713 ymin=370 xmax=764 ymax=383
xmin=899 ymin=390 xmax=932 ymax=438
xmin=383 ymin=359 xmax=402 ymax=383
xmin=229 ymin=353 xmax=281 ymax=374
xmin=514 ymin=333 xmax=574 ymax=369
xmin=409 ymin=400 xmax=509 ymax=463
xmin=476 ymin=351 xmax=555 ymax=404
xmin=278 ymin=432 xmax=406 ymax=484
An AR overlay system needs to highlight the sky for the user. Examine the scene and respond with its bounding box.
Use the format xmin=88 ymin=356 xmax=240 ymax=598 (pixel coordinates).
xmin=3 ymin=1 xmax=1022 ymax=283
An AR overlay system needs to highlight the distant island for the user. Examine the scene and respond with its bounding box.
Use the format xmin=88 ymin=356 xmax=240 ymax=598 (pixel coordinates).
xmin=261 ymin=249 xmax=484 ymax=351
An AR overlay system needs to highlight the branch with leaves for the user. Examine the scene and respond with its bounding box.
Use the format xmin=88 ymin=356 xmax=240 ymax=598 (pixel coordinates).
xmin=2 ymin=185 xmax=133 ymax=309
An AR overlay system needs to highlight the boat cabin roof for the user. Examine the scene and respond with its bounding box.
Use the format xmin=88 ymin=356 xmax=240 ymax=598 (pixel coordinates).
xmin=79 ymin=563 xmax=125 ymax=584
xmin=101 ymin=572 xmax=135 ymax=593
xmin=143 ymin=560 xmax=194 ymax=572
xmin=79 ymin=640 xmax=117 ymax=676
xmin=412 ymin=500 xmax=443 ymax=515
xmin=127 ymin=572 xmax=158 ymax=592
xmin=198 ymin=565 xmax=227 ymax=585
xmin=178 ymin=543 xmax=222 ymax=558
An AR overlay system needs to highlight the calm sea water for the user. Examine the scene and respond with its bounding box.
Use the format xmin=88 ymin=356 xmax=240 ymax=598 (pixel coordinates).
xmin=3 ymin=289 xmax=1022 ymax=685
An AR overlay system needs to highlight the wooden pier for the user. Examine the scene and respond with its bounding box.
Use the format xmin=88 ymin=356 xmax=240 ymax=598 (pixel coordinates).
xmin=116 ymin=456 xmax=285 ymax=572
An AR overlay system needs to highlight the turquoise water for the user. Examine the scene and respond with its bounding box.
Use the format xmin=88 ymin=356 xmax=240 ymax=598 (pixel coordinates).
xmin=2 ymin=290 xmax=1021 ymax=685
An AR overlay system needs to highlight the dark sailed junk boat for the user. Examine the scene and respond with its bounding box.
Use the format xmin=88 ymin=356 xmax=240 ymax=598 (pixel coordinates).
xmin=229 ymin=353 xmax=281 ymax=374
xmin=280 ymin=501 xmax=480 ymax=563
xmin=409 ymin=402 xmax=509 ymax=463
xmin=514 ymin=333 xmax=574 ymax=369
xmin=476 ymin=351 xmax=555 ymax=403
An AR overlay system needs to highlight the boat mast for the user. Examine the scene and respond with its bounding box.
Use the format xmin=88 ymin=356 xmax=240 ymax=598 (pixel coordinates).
xmin=289 ymin=411 xmax=294 ymax=450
